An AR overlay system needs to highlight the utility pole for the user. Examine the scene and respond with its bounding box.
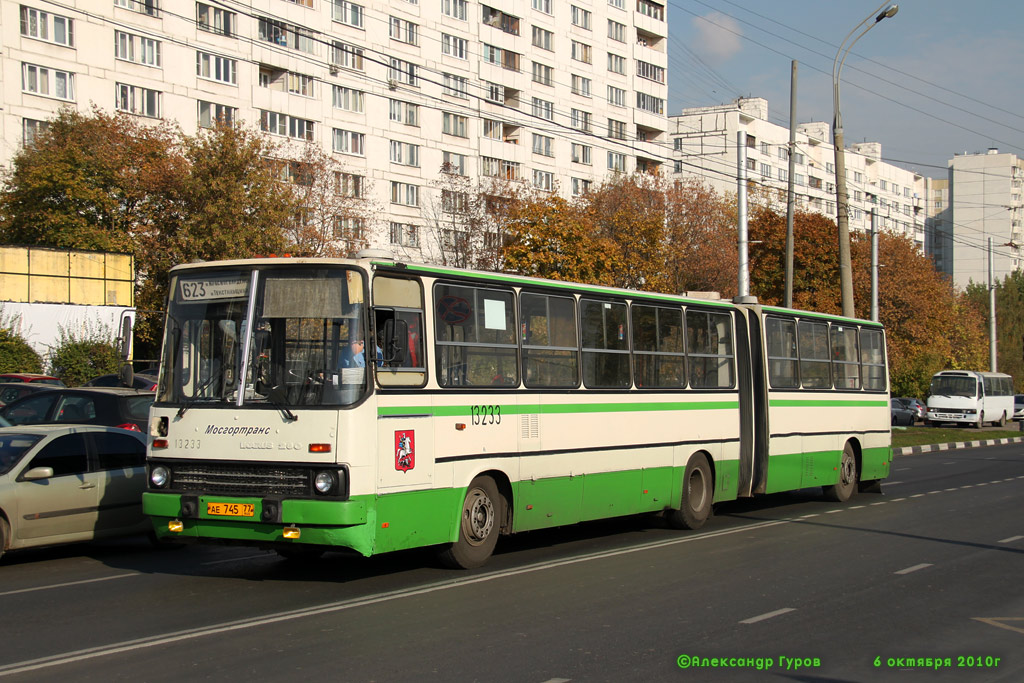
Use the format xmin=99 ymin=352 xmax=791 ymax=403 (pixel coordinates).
xmin=785 ymin=61 xmax=797 ymax=309
xmin=870 ymin=209 xmax=879 ymax=322
xmin=989 ymin=237 xmax=997 ymax=372
xmin=737 ymin=131 xmax=750 ymax=299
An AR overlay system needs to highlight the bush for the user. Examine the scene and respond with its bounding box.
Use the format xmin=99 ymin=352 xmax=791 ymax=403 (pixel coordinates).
xmin=48 ymin=323 xmax=119 ymax=387
xmin=0 ymin=327 xmax=43 ymax=374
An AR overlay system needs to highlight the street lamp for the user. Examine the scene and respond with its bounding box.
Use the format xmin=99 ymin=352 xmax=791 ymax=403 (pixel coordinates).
xmin=833 ymin=3 xmax=898 ymax=319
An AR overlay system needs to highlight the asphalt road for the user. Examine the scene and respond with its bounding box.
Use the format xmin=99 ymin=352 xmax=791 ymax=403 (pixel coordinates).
xmin=1 ymin=444 xmax=1022 ymax=682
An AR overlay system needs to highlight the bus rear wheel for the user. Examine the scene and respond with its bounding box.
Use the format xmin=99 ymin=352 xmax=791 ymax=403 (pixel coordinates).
xmin=666 ymin=453 xmax=713 ymax=530
xmin=439 ymin=476 xmax=502 ymax=569
xmin=824 ymin=443 xmax=857 ymax=502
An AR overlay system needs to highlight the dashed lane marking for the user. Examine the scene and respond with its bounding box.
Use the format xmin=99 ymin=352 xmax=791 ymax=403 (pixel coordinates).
xmin=894 ymin=563 xmax=933 ymax=575
xmin=740 ymin=608 xmax=796 ymax=625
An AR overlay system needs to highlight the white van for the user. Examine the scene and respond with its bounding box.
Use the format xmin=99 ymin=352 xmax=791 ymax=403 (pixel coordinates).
xmin=926 ymin=370 xmax=1014 ymax=428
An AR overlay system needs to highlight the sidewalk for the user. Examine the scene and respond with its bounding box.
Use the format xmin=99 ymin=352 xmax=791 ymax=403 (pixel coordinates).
xmin=893 ymin=435 xmax=1024 ymax=457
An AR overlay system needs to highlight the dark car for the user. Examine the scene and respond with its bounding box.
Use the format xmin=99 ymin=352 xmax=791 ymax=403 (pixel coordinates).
xmin=0 ymin=388 xmax=154 ymax=433
xmin=0 ymin=382 xmax=52 ymax=408
xmin=891 ymin=399 xmax=916 ymax=426
xmin=894 ymin=397 xmax=925 ymax=422
xmin=83 ymin=373 xmax=159 ymax=391
xmin=0 ymin=373 xmax=65 ymax=387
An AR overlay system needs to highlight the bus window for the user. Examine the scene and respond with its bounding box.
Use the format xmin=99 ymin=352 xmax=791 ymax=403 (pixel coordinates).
xmin=766 ymin=317 xmax=799 ymax=388
xmin=860 ymin=328 xmax=886 ymax=391
xmin=521 ymin=292 xmax=578 ymax=388
xmin=686 ymin=309 xmax=734 ymax=389
xmin=580 ymin=299 xmax=630 ymax=389
xmin=831 ymin=325 xmax=861 ymax=390
xmin=632 ymin=304 xmax=685 ymax=389
xmin=798 ymin=320 xmax=831 ymax=389
xmin=373 ymin=276 xmax=426 ymax=387
xmin=435 ymin=283 xmax=517 ymax=387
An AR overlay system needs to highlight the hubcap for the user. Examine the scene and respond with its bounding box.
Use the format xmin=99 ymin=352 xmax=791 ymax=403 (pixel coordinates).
xmin=687 ymin=468 xmax=706 ymax=510
xmin=463 ymin=488 xmax=494 ymax=546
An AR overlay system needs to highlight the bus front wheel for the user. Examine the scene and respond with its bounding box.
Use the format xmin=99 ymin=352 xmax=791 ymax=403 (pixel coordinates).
xmin=439 ymin=476 xmax=502 ymax=569
xmin=824 ymin=443 xmax=857 ymax=502
xmin=667 ymin=453 xmax=713 ymax=530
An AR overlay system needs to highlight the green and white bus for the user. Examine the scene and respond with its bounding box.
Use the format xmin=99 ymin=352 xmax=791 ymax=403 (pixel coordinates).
xmin=143 ymin=254 xmax=891 ymax=568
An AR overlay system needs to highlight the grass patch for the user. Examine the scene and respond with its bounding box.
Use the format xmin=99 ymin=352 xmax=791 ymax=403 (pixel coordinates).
xmin=891 ymin=425 xmax=1023 ymax=448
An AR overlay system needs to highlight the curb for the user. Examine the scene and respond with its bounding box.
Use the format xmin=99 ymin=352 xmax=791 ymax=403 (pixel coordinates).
xmin=894 ymin=436 xmax=1024 ymax=457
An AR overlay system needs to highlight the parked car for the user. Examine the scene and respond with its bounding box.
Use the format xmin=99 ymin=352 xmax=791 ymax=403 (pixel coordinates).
xmin=0 ymin=424 xmax=148 ymax=561
xmin=891 ymin=399 xmax=916 ymax=426
xmin=83 ymin=373 xmax=159 ymax=391
xmin=0 ymin=388 xmax=154 ymax=433
xmin=0 ymin=383 xmax=52 ymax=408
xmin=0 ymin=374 xmax=64 ymax=387
xmin=894 ymin=397 xmax=925 ymax=422
xmin=1014 ymin=395 xmax=1024 ymax=421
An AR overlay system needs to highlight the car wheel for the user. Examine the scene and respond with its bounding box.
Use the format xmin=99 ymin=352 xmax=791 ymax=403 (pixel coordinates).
xmin=0 ymin=516 xmax=8 ymax=561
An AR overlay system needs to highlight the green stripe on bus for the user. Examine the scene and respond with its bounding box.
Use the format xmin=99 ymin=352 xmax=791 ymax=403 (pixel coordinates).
xmin=378 ymin=400 xmax=739 ymax=417
xmin=769 ymin=399 xmax=889 ymax=408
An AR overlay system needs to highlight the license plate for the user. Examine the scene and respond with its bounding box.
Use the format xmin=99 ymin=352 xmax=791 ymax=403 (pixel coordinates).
xmin=206 ymin=502 xmax=255 ymax=517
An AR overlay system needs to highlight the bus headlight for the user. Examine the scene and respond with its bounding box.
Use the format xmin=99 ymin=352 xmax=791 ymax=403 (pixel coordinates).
xmin=314 ymin=471 xmax=336 ymax=495
xmin=151 ymin=465 xmax=170 ymax=488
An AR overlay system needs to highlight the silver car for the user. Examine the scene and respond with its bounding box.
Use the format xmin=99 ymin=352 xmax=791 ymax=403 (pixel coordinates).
xmin=0 ymin=425 xmax=148 ymax=561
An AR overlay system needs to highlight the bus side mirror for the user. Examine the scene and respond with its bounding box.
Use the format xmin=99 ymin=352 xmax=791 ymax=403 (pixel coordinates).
xmin=382 ymin=318 xmax=409 ymax=365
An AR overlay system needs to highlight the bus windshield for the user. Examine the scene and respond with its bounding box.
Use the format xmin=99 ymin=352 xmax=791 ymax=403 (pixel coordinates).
xmin=930 ymin=374 xmax=978 ymax=398
xmin=159 ymin=266 xmax=368 ymax=408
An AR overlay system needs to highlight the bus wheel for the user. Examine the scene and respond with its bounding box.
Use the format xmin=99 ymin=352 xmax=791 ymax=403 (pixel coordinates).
xmin=976 ymin=413 xmax=985 ymax=429
xmin=667 ymin=454 xmax=713 ymax=530
xmin=824 ymin=443 xmax=857 ymax=502
xmin=997 ymin=412 xmax=1007 ymax=428
xmin=439 ymin=476 xmax=502 ymax=569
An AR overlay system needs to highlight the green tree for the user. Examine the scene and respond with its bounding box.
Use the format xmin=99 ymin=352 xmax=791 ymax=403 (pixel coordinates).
xmin=47 ymin=323 xmax=119 ymax=387
xmin=0 ymin=311 xmax=43 ymax=374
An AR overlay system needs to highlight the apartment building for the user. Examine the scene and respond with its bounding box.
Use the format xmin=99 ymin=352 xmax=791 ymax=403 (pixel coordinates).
xmin=3 ymin=0 xmax=669 ymax=260
xmin=933 ymin=149 xmax=1024 ymax=289
xmin=669 ymin=98 xmax=926 ymax=250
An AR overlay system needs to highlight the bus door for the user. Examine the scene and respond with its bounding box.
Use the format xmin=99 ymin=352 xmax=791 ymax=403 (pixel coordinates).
xmin=733 ymin=308 xmax=768 ymax=497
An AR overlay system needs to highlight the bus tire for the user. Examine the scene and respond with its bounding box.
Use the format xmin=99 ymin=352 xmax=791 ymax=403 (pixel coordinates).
xmin=976 ymin=413 xmax=984 ymax=429
xmin=824 ymin=443 xmax=857 ymax=502
xmin=997 ymin=412 xmax=1007 ymax=428
xmin=666 ymin=454 xmax=713 ymax=530
xmin=439 ymin=476 xmax=502 ymax=569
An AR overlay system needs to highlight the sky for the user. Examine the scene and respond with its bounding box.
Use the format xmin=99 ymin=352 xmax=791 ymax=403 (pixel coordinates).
xmin=667 ymin=0 xmax=1024 ymax=179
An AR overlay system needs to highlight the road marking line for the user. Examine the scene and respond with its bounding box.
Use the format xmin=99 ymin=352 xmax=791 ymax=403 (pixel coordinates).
xmin=0 ymin=573 xmax=137 ymax=597
xmin=850 ymin=505 xmax=865 ymax=509
xmin=961 ymin=485 xmax=974 ymax=489
xmin=945 ymin=488 xmax=957 ymax=491
xmin=886 ymin=481 xmax=903 ymax=485
xmin=870 ymin=502 xmax=886 ymax=506
xmin=201 ymin=554 xmax=275 ymax=566
xmin=927 ymin=491 xmax=941 ymax=495
xmin=540 ymin=679 xmax=572 ymax=683
xmin=895 ymin=563 xmax=933 ymax=575
xmin=997 ymin=536 xmax=1024 ymax=544
xmin=740 ymin=608 xmax=796 ymax=625
xmin=800 ymin=514 xmax=819 ymax=518
xmin=973 ymin=618 xmax=1024 ymax=635
xmin=910 ymin=494 xmax=925 ymax=498
xmin=942 ymin=461 xmax=955 ymax=465
xmin=890 ymin=497 xmax=906 ymax=502
xmin=895 ymin=467 xmax=910 ymax=471
xmin=825 ymin=510 xmax=842 ymax=514
xmin=976 ymin=482 xmax=988 ymax=487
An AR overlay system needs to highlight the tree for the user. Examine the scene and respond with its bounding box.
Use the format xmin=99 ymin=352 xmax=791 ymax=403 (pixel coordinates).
xmin=0 ymin=311 xmax=43 ymax=374
xmin=966 ymin=270 xmax=1024 ymax=390
xmin=47 ymin=322 xmax=119 ymax=387
xmin=664 ymin=178 xmax=737 ymax=296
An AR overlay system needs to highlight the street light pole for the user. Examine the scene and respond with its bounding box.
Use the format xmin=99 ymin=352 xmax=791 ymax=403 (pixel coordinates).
xmin=833 ymin=3 xmax=898 ymax=319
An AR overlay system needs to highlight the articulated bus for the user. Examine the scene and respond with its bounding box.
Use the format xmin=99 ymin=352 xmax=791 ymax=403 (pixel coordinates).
xmin=143 ymin=254 xmax=891 ymax=568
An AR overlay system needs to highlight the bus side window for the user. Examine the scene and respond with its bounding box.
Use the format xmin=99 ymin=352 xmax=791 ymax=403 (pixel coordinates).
xmin=372 ymin=275 xmax=426 ymax=387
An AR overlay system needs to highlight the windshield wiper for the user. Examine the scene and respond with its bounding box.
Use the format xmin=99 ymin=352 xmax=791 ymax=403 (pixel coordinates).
xmin=258 ymin=381 xmax=298 ymax=421
xmin=176 ymin=369 xmax=225 ymax=418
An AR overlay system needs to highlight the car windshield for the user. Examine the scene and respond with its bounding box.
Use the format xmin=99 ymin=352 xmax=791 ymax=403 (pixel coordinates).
xmin=930 ymin=375 xmax=977 ymax=398
xmin=159 ymin=266 xmax=368 ymax=408
xmin=0 ymin=433 xmax=43 ymax=475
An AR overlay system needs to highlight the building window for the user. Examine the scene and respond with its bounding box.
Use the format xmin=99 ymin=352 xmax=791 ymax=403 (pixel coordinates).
xmin=609 ymin=0 xmax=625 ymax=8
xmin=483 ymin=44 xmax=521 ymax=71
xmin=571 ymin=41 xmax=593 ymax=64
xmin=608 ymin=19 xmax=626 ymax=42
xmin=332 ymin=0 xmax=365 ymax=28
xmin=485 ymin=82 xmax=505 ymax=103
xmin=389 ymin=140 xmax=420 ymax=167
xmin=443 ymin=73 xmax=468 ymax=98
xmin=114 ymin=0 xmax=159 ymax=17
xmin=607 ymin=85 xmax=626 ymax=107
xmin=571 ymin=6 xmax=592 ymax=29
xmin=531 ymin=0 xmax=552 ymax=15
xmin=196 ymin=52 xmax=236 ymax=84
xmin=636 ymin=0 xmax=664 ymax=20
xmin=390 ymin=182 xmax=419 ymax=207
xmin=793 ymin=152 xmax=805 ymax=165
xmin=335 ymin=172 xmax=365 ymax=198
xmin=442 ymin=190 xmax=469 ymax=213
xmin=258 ymin=17 xmax=316 ymax=54
xmin=572 ymin=178 xmax=592 ymax=196
xmin=197 ymin=3 xmax=234 ymax=35
xmin=442 ymin=33 xmax=468 ymax=59
xmin=116 ymin=32 xmax=161 ymax=67
xmin=482 ymin=6 xmax=520 ymax=35
xmin=571 ymin=109 xmax=592 ymax=133
xmin=334 ymin=217 xmax=365 ymax=243
xmin=262 ymin=111 xmax=314 ymax=140
xmin=332 ymin=128 xmax=365 ymax=155
xmin=390 ymin=222 xmax=420 ymax=247
xmin=443 ymin=112 xmax=468 ymax=137
xmin=20 ymin=7 xmax=74 ymax=46
xmin=22 ymin=63 xmax=74 ymax=100
xmin=608 ymin=151 xmax=626 ymax=172
xmin=635 ymin=92 xmax=664 ymax=115
xmin=532 ymin=62 xmax=553 ymax=86
xmin=532 ymin=133 xmax=554 ymax=157
xmin=607 ymin=118 xmax=626 ymax=140
xmin=637 ymin=60 xmax=665 ymax=83
xmin=442 ymin=0 xmax=468 ymax=20
xmin=22 ymin=118 xmax=50 ymax=146
xmin=331 ymin=42 xmax=364 ymax=71
xmin=389 ymin=16 xmax=418 ymax=44
xmin=533 ymin=169 xmax=554 ymax=191
xmin=532 ymin=97 xmax=554 ymax=120
xmin=198 ymin=101 xmax=236 ymax=128
xmin=389 ymin=59 xmax=419 ymax=86
xmin=809 ymin=177 xmax=822 ymax=190
xmin=532 ymin=25 xmax=553 ymax=51
xmin=389 ymin=99 xmax=419 ymax=126
xmin=482 ymin=119 xmax=502 ymax=140
xmin=571 ymin=75 xmax=592 ymax=97
xmin=333 ymin=86 xmax=365 ymax=113
xmin=608 ymin=53 xmax=626 ymax=74
xmin=116 ymin=83 xmax=160 ymax=118
xmin=571 ymin=143 xmax=592 ymax=165
xmin=443 ymin=151 xmax=467 ymax=175
xmin=777 ymin=168 xmax=788 ymax=182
